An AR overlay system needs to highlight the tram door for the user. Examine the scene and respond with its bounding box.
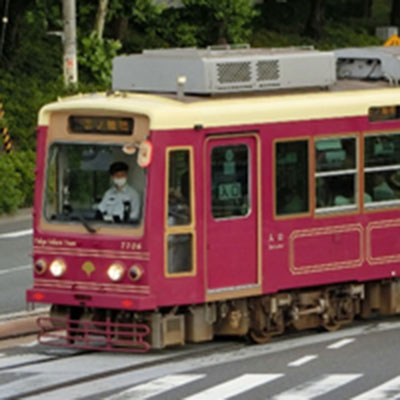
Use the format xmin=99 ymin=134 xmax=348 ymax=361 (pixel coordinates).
xmin=205 ymin=135 xmax=260 ymax=296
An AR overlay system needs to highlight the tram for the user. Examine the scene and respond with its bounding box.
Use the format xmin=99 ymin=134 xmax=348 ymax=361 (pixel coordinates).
xmin=27 ymin=46 xmax=400 ymax=351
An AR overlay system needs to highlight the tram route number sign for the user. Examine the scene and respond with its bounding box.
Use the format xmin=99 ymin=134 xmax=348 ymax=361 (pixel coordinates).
xmin=218 ymin=182 xmax=242 ymax=200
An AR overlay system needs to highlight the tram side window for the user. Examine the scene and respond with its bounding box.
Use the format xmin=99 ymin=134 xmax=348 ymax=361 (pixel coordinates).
xmin=168 ymin=150 xmax=191 ymax=226
xmin=167 ymin=149 xmax=193 ymax=275
xmin=315 ymin=137 xmax=357 ymax=211
xmin=211 ymin=145 xmax=249 ymax=219
xmin=364 ymin=133 xmax=400 ymax=206
xmin=275 ymin=140 xmax=309 ymax=216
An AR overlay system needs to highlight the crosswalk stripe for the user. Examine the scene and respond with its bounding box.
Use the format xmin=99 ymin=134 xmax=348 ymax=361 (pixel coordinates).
xmin=288 ymin=355 xmax=318 ymax=367
xmin=0 ymin=353 xmax=51 ymax=369
xmin=184 ymin=374 xmax=284 ymax=400
xmin=327 ymin=338 xmax=355 ymax=349
xmin=351 ymin=376 xmax=400 ymax=399
xmin=273 ymin=374 xmax=362 ymax=400
xmin=108 ymin=374 xmax=205 ymax=400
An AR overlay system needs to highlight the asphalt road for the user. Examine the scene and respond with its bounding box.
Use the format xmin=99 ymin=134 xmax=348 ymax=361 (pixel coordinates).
xmin=0 ymin=211 xmax=33 ymax=314
xmin=1 ymin=318 xmax=400 ymax=399
xmin=102 ymin=321 xmax=400 ymax=400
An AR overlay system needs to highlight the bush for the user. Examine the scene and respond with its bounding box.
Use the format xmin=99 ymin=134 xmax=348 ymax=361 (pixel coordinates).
xmin=8 ymin=150 xmax=36 ymax=207
xmin=0 ymin=155 xmax=23 ymax=215
xmin=0 ymin=150 xmax=36 ymax=215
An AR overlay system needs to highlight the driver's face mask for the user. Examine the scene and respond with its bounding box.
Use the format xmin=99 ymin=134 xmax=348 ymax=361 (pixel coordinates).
xmin=113 ymin=177 xmax=127 ymax=188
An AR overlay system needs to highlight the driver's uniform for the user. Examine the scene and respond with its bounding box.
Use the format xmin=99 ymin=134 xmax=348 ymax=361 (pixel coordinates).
xmin=98 ymin=185 xmax=140 ymax=222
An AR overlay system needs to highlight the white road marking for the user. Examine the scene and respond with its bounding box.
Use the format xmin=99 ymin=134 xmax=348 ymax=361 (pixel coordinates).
xmin=0 ymin=353 xmax=5 ymax=358
xmin=351 ymin=376 xmax=400 ymax=399
xmin=327 ymin=338 xmax=355 ymax=349
xmin=0 ymin=265 xmax=31 ymax=276
xmin=288 ymin=354 xmax=318 ymax=367
xmin=0 ymin=229 xmax=33 ymax=239
xmin=184 ymin=374 xmax=284 ymax=400
xmin=108 ymin=374 xmax=205 ymax=400
xmin=0 ymin=353 xmax=52 ymax=369
xmin=273 ymin=374 xmax=362 ymax=400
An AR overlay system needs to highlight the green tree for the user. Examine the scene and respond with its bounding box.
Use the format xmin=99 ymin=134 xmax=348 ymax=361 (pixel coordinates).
xmin=391 ymin=0 xmax=400 ymax=26
xmin=182 ymin=0 xmax=258 ymax=45
xmin=79 ymin=32 xmax=121 ymax=86
xmin=304 ymin=0 xmax=326 ymax=40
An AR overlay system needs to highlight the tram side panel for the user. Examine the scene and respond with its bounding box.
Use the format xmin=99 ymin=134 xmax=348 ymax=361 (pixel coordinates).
xmin=148 ymin=128 xmax=206 ymax=308
xmin=260 ymin=114 xmax=400 ymax=296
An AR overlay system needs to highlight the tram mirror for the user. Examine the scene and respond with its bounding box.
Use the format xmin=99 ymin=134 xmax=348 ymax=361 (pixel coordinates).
xmin=138 ymin=140 xmax=153 ymax=168
xmin=122 ymin=142 xmax=138 ymax=155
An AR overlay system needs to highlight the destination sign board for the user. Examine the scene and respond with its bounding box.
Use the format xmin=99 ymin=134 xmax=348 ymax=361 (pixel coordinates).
xmin=69 ymin=116 xmax=134 ymax=135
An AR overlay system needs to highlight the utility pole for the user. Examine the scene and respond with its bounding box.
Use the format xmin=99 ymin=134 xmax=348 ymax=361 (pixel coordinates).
xmin=63 ymin=0 xmax=78 ymax=87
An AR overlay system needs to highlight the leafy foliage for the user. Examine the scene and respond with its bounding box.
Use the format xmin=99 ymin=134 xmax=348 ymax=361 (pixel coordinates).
xmin=180 ymin=0 xmax=258 ymax=45
xmin=0 ymin=150 xmax=35 ymax=214
xmin=8 ymin=150 xmax=36 ymax=207
xmin=0 ymin=0 xmax=396 ymax=214
xmin=79 ymin=32 xmax=122 ymax=86
xmin=0 ymin=155 xmax=22 ymax=214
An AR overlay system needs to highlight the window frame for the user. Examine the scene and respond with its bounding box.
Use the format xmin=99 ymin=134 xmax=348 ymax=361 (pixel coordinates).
xmin=164 ymin=146 xmax=197 ymax=278
xmin=363 ymin=130 xmax=400 ymax=211
xmin=42 ymin=140 xmax=147 ymax=231
xmin=210 ymin=143 xmax=252 ymax=221
xmin=313 ymin=133 xmax=360 ymax=217
xmin=273 ymin=137 xmax=312 ymax=219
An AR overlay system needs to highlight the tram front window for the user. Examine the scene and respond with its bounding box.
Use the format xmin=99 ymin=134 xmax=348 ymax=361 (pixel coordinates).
xmin=44 ymin=143 xmax=146 ymax=227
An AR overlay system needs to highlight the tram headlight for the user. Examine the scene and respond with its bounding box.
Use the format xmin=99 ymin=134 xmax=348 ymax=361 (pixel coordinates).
xmin=34 ymin=259 xmax=47 ymax=275
xmin=128 ymin=265 xmax=143 ymax=281
xmin=49 ymin=259 xmax=66 ymax=278
xmin=107 ymin=263 xmax=125 ymax=282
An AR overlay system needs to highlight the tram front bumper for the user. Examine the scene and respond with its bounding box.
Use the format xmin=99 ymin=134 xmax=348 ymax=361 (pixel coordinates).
xmin=26 ymin=287 xmax=157 ymax=311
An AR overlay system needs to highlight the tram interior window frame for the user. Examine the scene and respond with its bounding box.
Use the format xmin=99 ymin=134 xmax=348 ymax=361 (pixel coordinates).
xmin=275 ymin=139 xmax=310 ymax=217
xmin=166 ymin=147 xmax=196 ymax=276
xmin=315 ymin=136 xmax=358 ymax=215
xmin=364 ymin=132 xmax=400 ymax=209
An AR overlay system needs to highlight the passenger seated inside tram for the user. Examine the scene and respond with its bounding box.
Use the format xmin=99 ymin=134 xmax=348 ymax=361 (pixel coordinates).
xmin=168 ymin=170 xmax=190 ymax=226
xmin=97 ymin=161 xmax=141 ymax=223
xmin=372 ymin=173 xmax=395 ymax=201
xmin=389 ymin=170 xmax=400 ymax=199
xmin=280 ymin=187 xmax=305 ymax=214
xmin=333 ymin=176 xmax=354 ymax=206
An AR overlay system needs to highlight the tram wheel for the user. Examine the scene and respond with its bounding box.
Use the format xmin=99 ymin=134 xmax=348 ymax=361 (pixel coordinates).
xmin=249 ymin=329 xmax=273 ymax=344
xmin=322 ymin=320 xmax=342 ymax=332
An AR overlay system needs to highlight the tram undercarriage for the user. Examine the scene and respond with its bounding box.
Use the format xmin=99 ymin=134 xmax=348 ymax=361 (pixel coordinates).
xmin=37 ymin=278 xmax=400 ymax=352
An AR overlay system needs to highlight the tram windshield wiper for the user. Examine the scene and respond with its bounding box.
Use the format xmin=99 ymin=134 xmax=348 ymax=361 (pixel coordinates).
xmin=77 ymin=214 xmax=97 ymax=234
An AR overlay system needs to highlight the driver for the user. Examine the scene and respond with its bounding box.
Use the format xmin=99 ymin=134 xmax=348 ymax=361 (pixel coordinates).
xmin=98 ymin=162 xmax=140 ymax=222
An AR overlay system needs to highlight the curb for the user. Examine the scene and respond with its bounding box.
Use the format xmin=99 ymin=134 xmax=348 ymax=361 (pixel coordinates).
xmin=0 ymin=208 xmax=33 ymax=226
xmin=0 ymin=307 xmax=49 ymax=340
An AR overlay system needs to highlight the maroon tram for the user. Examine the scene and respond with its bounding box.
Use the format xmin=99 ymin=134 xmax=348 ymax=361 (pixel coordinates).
xmin=26 ymin=46 xmax=400 ymax=351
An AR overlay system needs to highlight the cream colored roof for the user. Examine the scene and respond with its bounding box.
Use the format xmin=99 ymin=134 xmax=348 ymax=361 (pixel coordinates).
xmin=38 ymin=87 xmax=400 ymax=130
